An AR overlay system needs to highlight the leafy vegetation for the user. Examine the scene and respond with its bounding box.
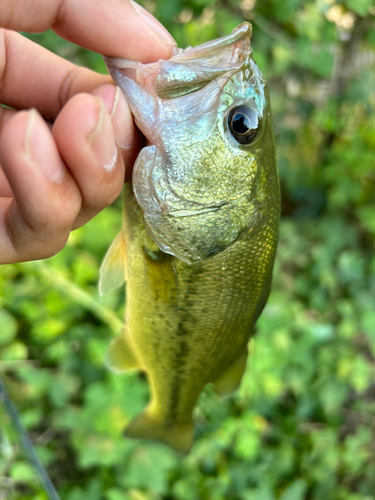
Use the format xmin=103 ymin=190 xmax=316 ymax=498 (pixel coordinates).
xmin=1 ymin=0 xmax=375 ymax=498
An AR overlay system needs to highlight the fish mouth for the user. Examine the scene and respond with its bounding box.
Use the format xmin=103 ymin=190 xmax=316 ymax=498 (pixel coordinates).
xmin=104 ymin=22 xmax=252 ymax=100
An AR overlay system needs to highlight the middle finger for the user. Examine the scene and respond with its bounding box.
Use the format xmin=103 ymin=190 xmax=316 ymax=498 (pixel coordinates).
xmin=0 ymin=29 xmax=109 ymax=120
xmin=53 ymin=89 xmax=126 ymax=229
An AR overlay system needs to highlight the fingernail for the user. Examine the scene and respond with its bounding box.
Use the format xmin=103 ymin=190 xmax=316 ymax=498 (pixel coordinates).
xmin=110 ymin=87 xmax=135 ymax=149
xmin=88 ymin=97 xmax=118 ymax=172
xmin=131 ymin=1 xmax=176 ymax=46
xmin=25 ymin=109 xmax=64 ymax=183
xmin=92 ymin=85 xmax=134 ymax=150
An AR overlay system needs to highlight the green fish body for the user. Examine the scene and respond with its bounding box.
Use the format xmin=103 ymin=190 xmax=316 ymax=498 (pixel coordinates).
xmin=101 ymin=23 xmax=280 ymax=454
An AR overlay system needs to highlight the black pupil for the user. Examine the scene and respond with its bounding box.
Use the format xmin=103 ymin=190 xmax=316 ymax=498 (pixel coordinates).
xmin=227 ymin=105 xmax=260 ymax=144
xmin=232 ymin=113 xmax=250 ymax=135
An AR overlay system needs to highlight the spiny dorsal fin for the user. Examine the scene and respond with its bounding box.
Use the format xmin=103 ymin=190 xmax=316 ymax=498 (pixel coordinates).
xmin=99 ymin=231 xmax=126 ymax=296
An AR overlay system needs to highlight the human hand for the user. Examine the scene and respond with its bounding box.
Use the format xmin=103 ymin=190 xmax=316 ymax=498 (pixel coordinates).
xmin=0 ymin=0 xmax=175 ymax=264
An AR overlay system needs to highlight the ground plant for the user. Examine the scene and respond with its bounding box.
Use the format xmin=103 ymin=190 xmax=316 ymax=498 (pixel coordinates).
xmin=1 ymin=0 xmax=375 ymax=499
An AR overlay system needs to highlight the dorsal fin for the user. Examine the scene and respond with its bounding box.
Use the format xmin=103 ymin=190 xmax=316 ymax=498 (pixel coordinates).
xmin=99 ymin=231 xmax=126 ymax=296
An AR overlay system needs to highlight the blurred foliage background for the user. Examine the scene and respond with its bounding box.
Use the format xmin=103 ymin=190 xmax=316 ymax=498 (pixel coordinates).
xmin=1 ymin=0 xmax=375 ymax=499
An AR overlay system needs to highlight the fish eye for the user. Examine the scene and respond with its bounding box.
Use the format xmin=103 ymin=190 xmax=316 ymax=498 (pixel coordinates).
xmin=227 ymin=105 xmax=260 ymax=145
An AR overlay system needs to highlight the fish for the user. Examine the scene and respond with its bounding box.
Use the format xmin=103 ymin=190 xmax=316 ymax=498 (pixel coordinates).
xmin=100 ymin=22 xmax=280 ymax=455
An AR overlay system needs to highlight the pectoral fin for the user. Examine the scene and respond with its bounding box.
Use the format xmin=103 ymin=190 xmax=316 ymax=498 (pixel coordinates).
xmin=124 ymin=407 xmax=194 ymax=455
xmin=106 ymin=332 xmax=142 ymax=373
xmin=99 ymin=231 xmax=126 ymax=296
xmin=212 ymin=348 xmax=248 ymax=399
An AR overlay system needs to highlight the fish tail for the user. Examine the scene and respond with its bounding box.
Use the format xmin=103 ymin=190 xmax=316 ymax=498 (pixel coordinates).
xmin=124 ymin=408 xmax=193 ymax=455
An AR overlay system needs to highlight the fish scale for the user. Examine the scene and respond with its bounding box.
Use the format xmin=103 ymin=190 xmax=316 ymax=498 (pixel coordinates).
xmin=100 ymin=22 xmax=280 ymax=454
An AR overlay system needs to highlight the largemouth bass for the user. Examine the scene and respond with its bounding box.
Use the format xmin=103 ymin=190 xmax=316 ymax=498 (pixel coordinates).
xmin=100 ymin=22 xmax=280 ymax=454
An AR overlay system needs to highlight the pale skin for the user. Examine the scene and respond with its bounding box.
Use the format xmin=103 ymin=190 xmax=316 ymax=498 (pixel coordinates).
xmin=0 ymin=0 xmax=175 ymax=264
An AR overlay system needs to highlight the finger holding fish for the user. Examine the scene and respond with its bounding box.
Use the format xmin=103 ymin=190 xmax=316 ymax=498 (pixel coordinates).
xmin=52 ymin=88 xmax=126 ymax=230
xmin=0 ymin=108 xmax=81 ymax=262
xmin=0 ymin=0 xmax=175 ymax=65
xmin=0 ymin=88 xmax=127 ymax=263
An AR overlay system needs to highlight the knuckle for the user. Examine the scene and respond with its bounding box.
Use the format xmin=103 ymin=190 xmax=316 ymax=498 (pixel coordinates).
xmin=5 ymin=213 xmax=69 ymax=262
xmin=19 ymin=184 xmax=82 ymax=241
xmin=58 ymin=66 xmax=82 ymax=109
xmin=38 ymin=235 xmax=69 ymax=260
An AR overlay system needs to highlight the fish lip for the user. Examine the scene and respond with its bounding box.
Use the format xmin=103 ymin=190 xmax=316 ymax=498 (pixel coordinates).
xmin=104 ymin=22 xmax=252 ymax=70
xmin=170 ymin=22 xmax=252 ymax=61
xmin=103 ymin=22 xmax=252 ymax=100
xmin=103 ymin=22 xmax=254 ymax=126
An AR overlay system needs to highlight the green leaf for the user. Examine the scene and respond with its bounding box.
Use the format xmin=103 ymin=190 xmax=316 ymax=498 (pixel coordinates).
xmin=0 ymin=308 xmax=18 ymax=346
xmin=125 ymin=445 xmax=177 ymax=494
xmin=243 ymin=485 xmax=276 ymax=500
xmin=279 ymin=480 xmax=308 ymax=500
xmin=106 ymin=489 xmax=132 ymax=500
xmin=10 ymin=461 xmax=36 ymax=481
xmin=1 ymin=341 xmax=28 ymax=361
xmin=346 ymin=0 xmax=372 ymax=16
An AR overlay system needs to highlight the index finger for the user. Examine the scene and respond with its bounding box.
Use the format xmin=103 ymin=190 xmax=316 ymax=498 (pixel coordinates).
xmin=1 ymin=0 xmax=175 ymax=63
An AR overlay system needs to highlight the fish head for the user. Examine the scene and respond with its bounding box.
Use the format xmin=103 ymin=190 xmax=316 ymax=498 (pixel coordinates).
xmin=105 ymin=23 xmax=277 ymax=264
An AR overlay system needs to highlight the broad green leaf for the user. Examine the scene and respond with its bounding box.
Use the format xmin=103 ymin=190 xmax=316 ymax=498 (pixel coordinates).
xmin=0 ymin=309 xmax=18 ymax=346
xmin=346 ymin=0 xmax=372 ymax=16
xmin=279 ymin=480 xmax=308 ymax=500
